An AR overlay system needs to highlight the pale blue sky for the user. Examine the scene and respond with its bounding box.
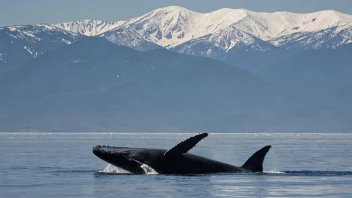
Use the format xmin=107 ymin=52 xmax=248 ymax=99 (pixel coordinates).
xmin=1 ymin=0 xmax=352 ymax=26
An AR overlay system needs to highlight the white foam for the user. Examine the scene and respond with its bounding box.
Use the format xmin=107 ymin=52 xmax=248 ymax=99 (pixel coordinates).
xmin=263 ymin=170 xmax=286 ymax=174
xmin=99 ymin=163 xmax=159 ymax=174
xmin=100 ymin=164 xmax=131 ymax=174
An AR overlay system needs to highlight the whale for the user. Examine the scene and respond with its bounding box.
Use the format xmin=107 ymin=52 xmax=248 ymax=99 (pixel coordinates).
xmin=93 ymin=133 xmax=271 ymax=174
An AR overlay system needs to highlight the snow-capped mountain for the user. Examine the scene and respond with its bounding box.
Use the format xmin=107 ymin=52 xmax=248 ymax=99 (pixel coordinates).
xmin=0 ymin=24 xmax=81 ymax=66
xmin=49 ymin=6 xmax=352 ymax=53
xmin=54 ymin=20 xmax=125 ymax=36
xmin=118 ymin=6 xmax=227 ymax=48
xmin=102 ymin=6 xmax=352 ymax=48
xmin=106 ymin=6 xmax=271 ymax=48
xmin=2 ymin=6 xmax=352 ymax=72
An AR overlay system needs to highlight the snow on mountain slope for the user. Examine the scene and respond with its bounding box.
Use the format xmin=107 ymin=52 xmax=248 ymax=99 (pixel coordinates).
xmin=119 ymin=6 xmax=256 ymax=48
xmin=0 ymin=24 xmax=81 ymax=66
xmin=232 ymin=10 xmax=352 ymax=41
xmin=102 ymin=27 xmax=161 ymax=51
xmin=120 ymin=6 xmax=203 ymax=48
xmin=54 ymin=20 xmax=125 ymax=36
xmin=173 ymin=25 xmax=275 ymax=57
xmin=270 ymin=24 xmax=352 ymax=49
xmin=108 ymin=6 xmax=352 ymax=48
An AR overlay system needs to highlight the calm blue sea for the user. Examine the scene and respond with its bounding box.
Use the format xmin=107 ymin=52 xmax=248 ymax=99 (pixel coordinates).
xmin=1 ymin=133 xmax=352 ymax=197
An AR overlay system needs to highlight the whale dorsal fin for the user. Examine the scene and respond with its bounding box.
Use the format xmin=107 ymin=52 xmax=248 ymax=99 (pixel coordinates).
xmin=164 ymin=133 xmax=208 ymax=156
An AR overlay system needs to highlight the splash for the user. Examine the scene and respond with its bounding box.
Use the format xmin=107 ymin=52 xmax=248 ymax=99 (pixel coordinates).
xmin=263 ymin=170 xmax=286 ymax=174
xmin=265 ymin=146 xmax=281 ymax=173
xmin=99 ymin=163 xmax=159 ymax=174
xmin=100 ymin=164 xmax=131 ymax=174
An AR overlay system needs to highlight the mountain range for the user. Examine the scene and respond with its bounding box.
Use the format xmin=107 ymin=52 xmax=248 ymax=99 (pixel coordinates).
xmin=54 ymin=6 xmax=352 ymax=47
xmin=0 ymin=6 xmax=351 ymax=132
xmin=1 ymin=6 xmax=352 ymax=70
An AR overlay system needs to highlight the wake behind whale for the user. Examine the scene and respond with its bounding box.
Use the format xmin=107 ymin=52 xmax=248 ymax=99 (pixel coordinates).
xmin=98 ymin=165 xmax=352 ymax=177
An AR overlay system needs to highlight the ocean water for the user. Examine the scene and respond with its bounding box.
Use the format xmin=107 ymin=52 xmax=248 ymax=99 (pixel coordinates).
xmin=1 ymin=133 xmax=352 ymax=198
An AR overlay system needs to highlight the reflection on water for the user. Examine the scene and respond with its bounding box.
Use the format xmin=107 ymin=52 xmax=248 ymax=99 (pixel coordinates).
xmin=1 ymin=133 xmax=352 ymax=197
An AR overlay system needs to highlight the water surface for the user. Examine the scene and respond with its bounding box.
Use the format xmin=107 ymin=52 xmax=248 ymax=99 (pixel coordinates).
xmin=1 ymin=133 xmax=351 ymax=197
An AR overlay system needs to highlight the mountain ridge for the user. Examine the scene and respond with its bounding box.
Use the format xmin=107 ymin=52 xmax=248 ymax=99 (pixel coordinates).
xmin=54 ymin=20 xmax=126 ymax=36
xmin=51 ymin=6 xmax=352 ymax=48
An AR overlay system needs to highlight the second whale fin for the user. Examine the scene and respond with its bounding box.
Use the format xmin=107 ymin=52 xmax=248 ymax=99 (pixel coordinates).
xmin=165 ymin=133 xmax=208 ymax=156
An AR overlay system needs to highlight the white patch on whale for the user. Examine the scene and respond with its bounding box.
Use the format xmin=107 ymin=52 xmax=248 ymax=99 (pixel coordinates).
xmin=140 ymin=164 xmax=158 ymax=175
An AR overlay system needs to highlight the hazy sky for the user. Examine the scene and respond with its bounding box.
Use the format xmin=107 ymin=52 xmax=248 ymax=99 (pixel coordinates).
xmin=1 ymin=0 xmax=352 ymax=26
